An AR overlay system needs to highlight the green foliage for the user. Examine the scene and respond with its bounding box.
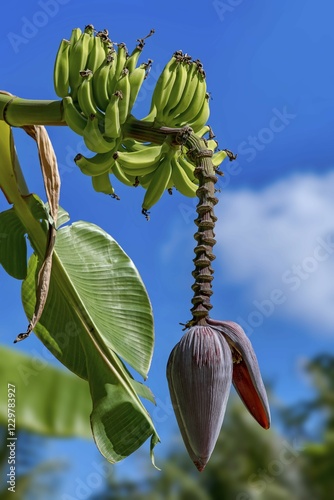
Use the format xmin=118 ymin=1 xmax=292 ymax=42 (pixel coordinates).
xmin=0 ymin=193 xmax=159 ymax=464
xmin=20 ymin=212 xmax=159 ymax=464
xmin=96 ymin=399 xmax=307 ymax=500
xmin=0 ymin=208 xmax=27 ymax=279
xmin=90 ymin=355 xmax=334 ymax=499
xmin=296 ymin=356 xmax=334 ymax=499
xmin=0 ymin=346 xmax=91 ymax=438
xmin=0 ymin=427 xmax=67 ymax=499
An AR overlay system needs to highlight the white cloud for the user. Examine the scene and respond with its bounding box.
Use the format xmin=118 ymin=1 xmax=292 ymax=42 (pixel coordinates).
xmin=214 ymin=171 xmax=334 ymax=335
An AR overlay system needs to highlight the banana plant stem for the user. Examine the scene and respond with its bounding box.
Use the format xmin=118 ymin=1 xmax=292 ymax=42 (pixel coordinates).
xmin=0 ymin=121 xmax=47 ymax=258
xmin=182 ymin=130 xmax=218 ymax=326
xmin=0 ymin=93 xmax=66 ymax=127
xmin=0 ymin=94 xmax=182 ymax=144
xmin=123 ymin=116 xmax=183 ymax=144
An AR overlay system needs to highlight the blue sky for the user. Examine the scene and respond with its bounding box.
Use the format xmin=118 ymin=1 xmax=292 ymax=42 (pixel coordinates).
xmin=1 ymin=0 xmax=334 ymax=496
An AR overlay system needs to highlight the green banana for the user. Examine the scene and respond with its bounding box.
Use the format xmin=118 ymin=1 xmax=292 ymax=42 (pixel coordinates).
xmin=98 ymin=31 xmax=113 ymax=57
xmin=140 ymin=104 xmax=157 ymax=123
xmin=84 ymin=24 xmax=95 ymax=36
xmin=114 ymin=43 xmax=128 ymax=81
xmin=74 ymin=150 xmax=115 ymax=176
xmin=155 ymin=59 xmax=178 ymax=123
xmin=112 ymin=160 xmax=137 ymax=186
xmin=62 ymin=96 xmax=87 ymax=136
xmin=121 ymin=139 xmax=154 ymax=152
xmin=187 ymin=93 xmax=210 ymax=132
xmin=54 ymin=39 xmax=71 ymax=98
xmin=196 ymin=124 xmax=211 ymax=138
xmin=126 ymin=28 xmax=155 ymax=72
xmin=126 ymin=46 xmax=141 ymax=74
xmin=91 ymin=172 xmax=119 ymax=198
xmin=169 ymin=61 xmax=197 ymax=118
xmin=166 ymin=175 xmax=174 ymax=193
xmin=171 ymin=155 xmax=198 ymax=197
xmin=77 ymin=70 xmax=97 ymax=117
xmin=92 ymin=57 xmax=113 ymax=112
xmin=69 ymin=32 xmax=91 ymax=95
xmin=86 ymin=34 xmax=106 ymax=73
xmin=83 ymin=114 xmax=117 ymax=154
xmin=115 ymin=69 xmax=131 ymax=124
xmin=106 ymin=52 xmax=117 ymax=96
xmin=149 ymin=55 xmax=178 ymax=121
xmin=115 ymin=159 xmax=161 ymax=178
xmin=84 ymin=24 xmax=95 ymax=53
xmin=114 ymin=144 xmax=165 ymax=171
xmin=165 ymin=59 xmax=189 ymax=118
xmin=212 ymin=149 xmax=228 ymax=167
xmin=142 ymin=154 xmax=173 ymax=215
xmin=69 ymin=27 xmax=81 ymax=46
xmin=104 ymin=91 xmax=121 ymax=140
xmin=174 ymin=70 xmax=207 ymax=127
xmin=177 ymin=153 xmax=198 ymax=183
xmin=138 ymin=169 xmax=156 ymax=189
xmin=128 ymin=61 xmax=151 ymax=113
xmin=207 ymin=138 xmax=218 ymax=152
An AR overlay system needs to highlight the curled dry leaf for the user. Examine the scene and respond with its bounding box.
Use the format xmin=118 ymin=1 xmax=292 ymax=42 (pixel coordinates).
xmin=15 ymin=126 xmax=60 ymax=342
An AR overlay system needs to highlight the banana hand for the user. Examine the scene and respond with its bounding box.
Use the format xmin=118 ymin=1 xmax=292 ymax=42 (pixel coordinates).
xmin=171 ymin=155 xmax=198 ymax=197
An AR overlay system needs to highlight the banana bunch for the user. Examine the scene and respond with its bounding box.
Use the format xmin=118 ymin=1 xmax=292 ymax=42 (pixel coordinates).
xmin=147 ymin=51 xmax=210 ymax=133
xmin=111 ymin=124 xmax=228 ymax=219
xmin=54 ymin=26 xmax=224 ymax=211
xmin=54 ymin=25 xmax=154 ymax=159
xmin=74 ymin=114 xmax=226 ymax=217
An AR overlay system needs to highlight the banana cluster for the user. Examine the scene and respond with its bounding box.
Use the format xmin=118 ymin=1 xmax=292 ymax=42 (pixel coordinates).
xmin=54 ymin=27 xmax=224 ymax=215
xmin=147 ymin=51 xmax=210 ymax=133
xmin=116 ymin=127 xmax=228 ymax=219
xmin=54 ymin=25 xmax=153 ymax=140
xmin=54 ymin=24 xmax=154 ymax=196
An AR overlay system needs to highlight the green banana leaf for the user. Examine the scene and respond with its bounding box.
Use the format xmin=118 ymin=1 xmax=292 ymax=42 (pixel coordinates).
xmin=0 ymin=208 xmax=27 ymax=279
xmin=0 ymin=345 xmax=92 ymax=438
xmin=19 ymin=202 xmax=159 ymax=465
xmin=0 ymin=199 xmax=69 ymax=280
xmin=0 ymin=198 xmax=158 ymax=464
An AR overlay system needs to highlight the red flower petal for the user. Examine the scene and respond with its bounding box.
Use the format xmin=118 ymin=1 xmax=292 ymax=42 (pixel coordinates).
xmin=207 ymin=318 xmax=271 ymax=429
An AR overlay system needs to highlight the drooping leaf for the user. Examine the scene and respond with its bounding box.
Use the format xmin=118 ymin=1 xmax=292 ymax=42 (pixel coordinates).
xmin=21 ymin=215 xmax=159 ymax=463
xmin=21 ymin=126 xmax=60 ymax=338
xmin=0 ymin=208 xmax=27 ymax=279
xmin=82 ymin=334 xmax=159 ymax=464
xmin=0 ymin=198 xmax=70 ymax=282
xmin=0 ymin=345 xmax=91 ymax=438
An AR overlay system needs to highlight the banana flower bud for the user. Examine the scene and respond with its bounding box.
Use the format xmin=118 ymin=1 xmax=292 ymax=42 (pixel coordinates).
xmin=167 ymin=320 xmax=270 ymax=471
